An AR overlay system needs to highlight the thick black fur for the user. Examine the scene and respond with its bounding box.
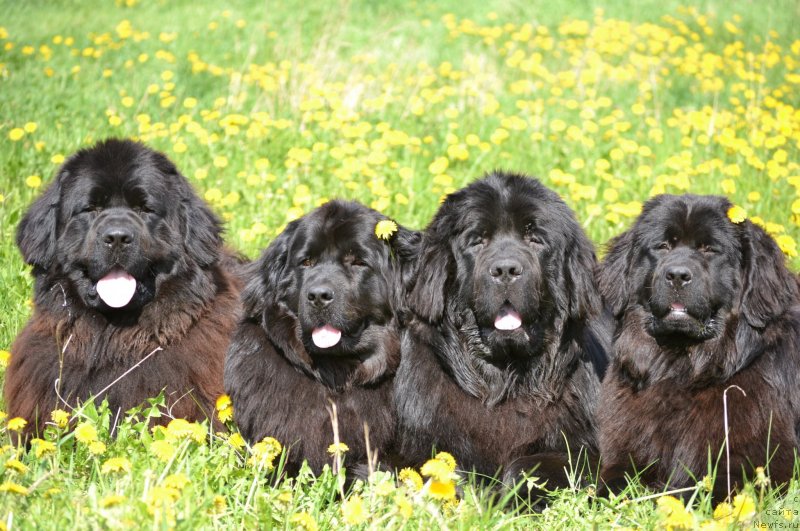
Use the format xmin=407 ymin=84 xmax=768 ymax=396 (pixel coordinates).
xmin=598 ymin=194 xmax=800 ymax=500
xmin=225 ymin=200 xmax=419 ymax=476
xmin=7 ymin=139 xmax=242 ymax=439
xmin=395 ymin=172 xmax=610 ymax=495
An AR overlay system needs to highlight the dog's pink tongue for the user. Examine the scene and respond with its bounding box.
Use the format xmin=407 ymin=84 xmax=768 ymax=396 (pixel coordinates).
xmin=96 ymin=269 xmax=137 ymax=308
xmin=495 ymin=307 xmax=522 ymax=330
xmin=312 ymin=324 xmax=342 ymax=349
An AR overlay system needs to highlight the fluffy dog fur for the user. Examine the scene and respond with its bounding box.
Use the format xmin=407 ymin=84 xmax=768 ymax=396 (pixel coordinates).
xmin=597 ymin=194 xmax=800 ymax=499
xmin=6 ymin=139 xmax=241 ymax=438
xmin=225 ymin=200 xmax=417 ymax=475
xmin=395 ymin=172 xmax=609 ymax=490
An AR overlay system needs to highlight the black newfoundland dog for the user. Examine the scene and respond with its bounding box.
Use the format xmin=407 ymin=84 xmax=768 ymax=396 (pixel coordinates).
xmin=225 ymin=200 xmax=417 ymax=475
xmin=395 ymin=172 xmax=609 ymax=490
xmin=7 ymin=139 xmax=241 ymax=438
xmin=598 ymin=194 xmax=800 ymax=498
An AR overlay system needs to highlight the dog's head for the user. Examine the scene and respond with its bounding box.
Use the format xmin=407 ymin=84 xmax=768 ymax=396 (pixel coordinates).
xmin=408 ymin=172 xmax=599 ymax=360
xmin=16 ymin=139 xmax=221 ymax=316
xmin=242 ymin=200 xmax=418 ymax=386
xmin=599 ymin=194 xmax=798 ymax=341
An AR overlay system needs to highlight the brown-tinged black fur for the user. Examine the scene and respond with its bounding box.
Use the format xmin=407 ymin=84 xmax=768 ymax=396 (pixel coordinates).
xmin=598 ymin=194 xmax=800 ymax=499
xmin=395 ymin=172 xmax=610 ymax=492
xmin=6 ymin=139 xmax=242 ymax=439
xmin=225 ymin=200 xmax=418 ymax=475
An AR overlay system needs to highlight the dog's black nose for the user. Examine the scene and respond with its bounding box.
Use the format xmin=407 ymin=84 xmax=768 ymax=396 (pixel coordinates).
xmin=307 ymin=286 xmax=334 ymax=308
xmin=101 ymin=227 xmax=134 ymax=248
xmin=490 ymin=259 xmax=523 ymax=283
xmin=665 ymin=265 xmax=692 ymax=288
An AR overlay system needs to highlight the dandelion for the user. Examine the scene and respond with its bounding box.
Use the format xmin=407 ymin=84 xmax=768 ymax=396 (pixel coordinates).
xmin=8 ymin=128 xmax=24 ymax=141
xmin=227 ymin=432 xmax=245 ymax=450
xmin=398 ymin=468 xmax=423 ymax=491
xmin=213 ymin=155 xmax=228 ymax=168
xmin=29 ymin=438 xmax=55 ymax=459
xmin=776 ymin=235 xmax=797 ymax=257
xmin=7 ymin=417 xmax=27 ymax=432
xmin=150 ymin=440 xmax=176 ymax=462
xmin=327 ymin=442 xmax=350 ymax=456
xmin=0 ymin=482 xmax=28 ymax=496
xmin=341 ymin=494 xmax=367 ymax=525
xmin=655 ymin=495 xmax=694 ymax=530
xmin=165 ymin=418 xmax=206 ymax=443
xmin=0 ymin=350 xmax=8 ymax=367
xmin=4 ymin=458 xmax=28 ymax=474
xmin=212 ymin=495 xmax=226 ymax=513
xmin=101 ymin=457 xmax=132 ymax=474
xmin=100 ymin=494 xmax=126 ymax=508
xmin=74 ymin=422 xmax=98 ymax=443
xmin=727 ymin=205 xmax=747 ymax=224
xmin=248 ymin=437 xmax=282 ymax=469
xmin=421 ymin=458 xmax=455 ymax=483
xmin=25 ymin=175 xmax=42 ymax=188
xmin=88 ymin=441 xmax=106 ymax=455
xmin=290 ymin=512 xmax=318 ymax=531
xmin=216 ymin=394 xmax=233 ymax=423
xmin=428 ymin=157 xmax=449 ymax=175
xmin=51 ymin=409 xmax=69 ymax=428
xmin=375 ymin=220 xmax=398 ymax=240
xmin=163 ymin=473 xmax=190 ymax=490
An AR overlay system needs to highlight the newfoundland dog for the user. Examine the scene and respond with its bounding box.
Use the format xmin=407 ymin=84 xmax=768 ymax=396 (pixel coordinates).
xmin=598 ymin=194 xmax=800 ymax=498
xmin=225 ymin=200 xmax=418 ymax=475
xmin=395 ymin=172 xmax=609 ymax=491
xmin=7 ymin=139 xmax=241 ymax=438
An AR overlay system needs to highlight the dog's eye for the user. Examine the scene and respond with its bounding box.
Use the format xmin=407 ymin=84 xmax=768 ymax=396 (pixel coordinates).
xmin=300 ymin=258 xmax=315 ymax=267
xmin=528 ymin=234 xmax=544 ymax=246
xmin=351 ymin=257 xmax=368 ymax=267
xmin=133 ymin=205 xmax=154 ymax=214
xmin=697 ymin=243 xmax=715 ymax=254
xmin=656 ymin=241 xmax=671 ymax=251
xmin=80 ymin=205 xmax=102 ymax=215
xmin=468 ymin=233 xmax=486 ymax=247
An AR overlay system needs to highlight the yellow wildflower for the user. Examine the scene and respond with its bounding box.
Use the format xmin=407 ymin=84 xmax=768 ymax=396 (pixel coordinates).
xmin=163 ymin=473 xmax=190 ymax=491
xmin=216 ymin=394 xmax=233 ymax=423
xmin=290 ymin=512 xmax=318 ymax=531
xmin=375 ymin=219 xmax=398 ymax=240
xmin=248 ymin=437 xmax=282 ymax=468
xmin=31 ymin=438 xmax=55 ymax=458
xmin=165 ymin=418 xmax=206 ymax=443
xmin=7 ymin=417 xmax=27 ymax=432
xmin=74 ymin=422 xmax=98 ymax=443
xmin=656 ymin=495 xmax=694 ymax=530
xmin=101 ymin=457 xmax=131 ymax=474
xmin=4 ymin=458 xmax=28 ymax=474
xmin=0 ymin=482 xmax=28 ymax=495
xmin=150 ymin=440 xmax=176 ymax=462
xmin=727 ymin=205 xmax=747 ymax=224
xmin=51 ymin=409 xmax=69 ymax=428
xmin=8 ymin=128 xmax=24 ymax=141
xmin=341 ymin=494 xmax=367 ymax=525
xmin=228 ymin=432 xmax=245 ymax=450
xmin=398 ymin=468 xmax=423 ymax=491
xmin=327 ymin=442 xmax=350 ymax=456
xmin=88 ymin=441 xmax=106 ymax=455
xmin=100 ymin=494 xmax=126 ymax=508
xmin=777 ymin=235 xmax=798 ymax=257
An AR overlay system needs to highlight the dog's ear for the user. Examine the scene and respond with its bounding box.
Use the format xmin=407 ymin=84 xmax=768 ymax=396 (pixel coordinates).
xmin=563 ymin=232 xmax=601 ymax=320
xmin=180 ymin=183 xmax=222 ymax=268
xmin=739 ymin=221 xmax=799 ymax=328
xmin=242 ymin=223 xmax=297 ymax=318
xmin=598 ymin=230 xmax=636 ymax=318
xmin=407 ymin=231 xmax=452 ymax=324
xmin=17 ymin=174 xmax=63 ymax=272
xmin=386 ymin=224 xmax=422 ymax=286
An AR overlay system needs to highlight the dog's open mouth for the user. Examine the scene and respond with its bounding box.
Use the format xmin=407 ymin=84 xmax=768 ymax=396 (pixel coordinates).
xmin=494 ymin=302 xmax=523 ymax=331
xmin=96 ymin=267 xmax=137 ymax=308
xmin=311 ymin=324 xmax=342 ymax=349
xmin=667 ymin=302 xmax=688 ymax=316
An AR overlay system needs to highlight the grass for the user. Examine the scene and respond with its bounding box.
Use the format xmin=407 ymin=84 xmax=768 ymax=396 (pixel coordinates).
xmin=2 ymin=0 xmax=800 ymax=527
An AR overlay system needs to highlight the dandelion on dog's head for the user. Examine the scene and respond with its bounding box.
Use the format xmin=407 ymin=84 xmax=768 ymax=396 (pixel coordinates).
xmin=375 ymin=219 xmax=398 ymax=240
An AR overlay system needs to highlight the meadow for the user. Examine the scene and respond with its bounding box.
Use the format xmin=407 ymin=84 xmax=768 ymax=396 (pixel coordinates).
xmin=2 ymin=0 xmax=800 ymax=527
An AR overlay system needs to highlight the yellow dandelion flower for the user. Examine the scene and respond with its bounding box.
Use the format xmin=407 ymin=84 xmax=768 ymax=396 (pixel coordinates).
xmin=248 ymin=437 xmax=282 ymax=468
xmin=51 ymin=409 xmax=69 ymax=428
xmin=100 ymin=494 xmax=126 ymax=508
xmin=213 ymin=155 xmax=228 ymax=168
xmin=0 ymin=350 xmax=8 ymax=367
xmin=720 ymin=179 xmax=736 ymax=195
xmin=216 ymin=394 xmax=233 ymax=423
xmin=726 ymin=205 xmax=747 ymax=224
xmin=74 ymin=422 xmax=98 ymax=443
xmin=656 ymin=495 xmax=694 ymax=530
xmin=730 ymin=493 xmax=756 ymax=522
xmin=7 ymin=417 xmax=27 ymax=432
xmin=8 ymin=128 xmax=24 ymax=141
xmin=290 ymin=512 xmax=318 ymax=531
xmin=88 ymin=441 xmax=106 ymax=455
xmin=25 ymin=175 xmax=42 ymax=188
xmin=228 ymin=432 xmax=245 ymax=450
xmin=51 ymin=154 xmax=64 ymax=164
xmin=776 ymin=235 xmax=797 ymax=257
xmin=31 ymin=438 xmax=55 ymax=458
xmin=375 ymin=219 xmax=398 ymax=241
xmin=0 ymin=482 xmax=28 ymax=496
xmin=421 ymin=458 xmax=454 ymax=482
xmin=428 ymin=157 xmax=449 ymax=175
xmin=165 ymin=418 xmax=206 ymax=443
xmin=398 ymin=468 xmax=423 ymax=491
xmin=4 ymin=458 xmax=28 ymax=474
xmin=341 ymin=494 xmax=367 ymax=525
xmin=394 ymin=493 xmax=413 ymax=519
xmin=433 ymin=451 xmax=456 ymax=472
xmin=428 ymin=480 xmax=456 ymax=500
xmin=163 ymin=473 xmax=190 ymax=491
xmin=327 ymin=442 xmax=350 ymax=456
xmin=212 ymin=494 xmax=226 ymax=513
xmin=23 ymin=122 xmax=37 ymax=133
xmin=101 ymin=457 xmax=131 ymax=474
xmin=150 ymin=440 xmax=176 ymax=462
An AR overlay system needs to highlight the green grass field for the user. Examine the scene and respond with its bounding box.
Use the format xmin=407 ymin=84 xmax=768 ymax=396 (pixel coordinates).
xmin=2 ymin=0 xmax=800 ymax=528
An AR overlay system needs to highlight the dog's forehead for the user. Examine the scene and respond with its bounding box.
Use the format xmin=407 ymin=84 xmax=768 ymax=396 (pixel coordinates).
xmin=294 ymin=205 xmax=383 ymax=255
xmin=642 ymin=197 xmax=735 ymax=244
